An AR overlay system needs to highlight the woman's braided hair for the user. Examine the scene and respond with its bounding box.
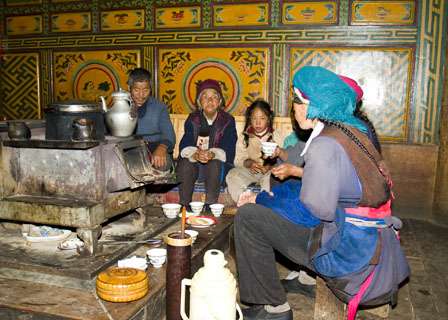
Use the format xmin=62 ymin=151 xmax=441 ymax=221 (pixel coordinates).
xmin=319 ymin=118 xmax=381 ymax=169
xmin=354 ymin=103 xmax=381 ymax=154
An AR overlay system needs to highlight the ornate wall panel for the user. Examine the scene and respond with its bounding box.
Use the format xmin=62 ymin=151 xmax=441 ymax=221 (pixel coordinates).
xmin=280 ymin=1 xmax=338 ymax=26
xmin=154 ymin=5 xmax=201 ymax=29
xmin=6 ymin=14 xmax=42 ymax=36
xmin=290 ymin=47 xmax=413 ymax=141
xmin=0 ymin=0 xmax=447 ymax=145
xmin=50 ymin=12 xmax=91 ymax=34
xmin=211 ymin=1 xmax=270 ymax=28
xmin=52 ymin=49 xmax=140 ymax=106
xmin=350 ymin=1 xmax=416 ymax=25
xmin=100 ymin=8 xmax=145 ymax=32
xmin=412 ymin=0 xmax=447 ymax=143
xmin=0 ymin=52 xmax=40 ymax=119
xmin=157 ymin=46 xmax=270 ymax=115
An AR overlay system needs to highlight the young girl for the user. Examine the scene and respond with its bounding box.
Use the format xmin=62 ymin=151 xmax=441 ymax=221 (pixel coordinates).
xmin=226 ymin=99 xmax=284 ymax=202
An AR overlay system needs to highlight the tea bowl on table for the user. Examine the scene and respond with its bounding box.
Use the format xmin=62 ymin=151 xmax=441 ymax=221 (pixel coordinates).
xmin=185 ymin=230 xmax=199 ymax=244
xmin=189 ymin=201 xmax=204 ymax=215
xmin=210 ymin=203 xmax=225 ymax=217
xmin=146 ymin=248 xmax=167 ymax=268
xmin=161 ymin=203 xmax=181 ymax=219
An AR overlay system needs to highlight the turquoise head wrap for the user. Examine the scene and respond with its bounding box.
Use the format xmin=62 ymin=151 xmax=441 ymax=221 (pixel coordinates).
xmin=292 ymin=66 xmax=367 ymax=134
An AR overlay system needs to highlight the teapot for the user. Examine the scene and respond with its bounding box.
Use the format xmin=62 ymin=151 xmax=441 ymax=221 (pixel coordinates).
xmin=100 ymin=89 xmax=137 ymax=137
xmin=180 ymin=249 xmax=243 ymax=320
xmin=71 ymin=118 xmax=95 ymax=142
xmin=8 ymin=121 xmax=31 ymax=141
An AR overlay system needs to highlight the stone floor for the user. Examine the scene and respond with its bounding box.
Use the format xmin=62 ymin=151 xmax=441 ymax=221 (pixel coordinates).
xmin=225 ymin=218 xmax=448 ymax=320
xmin=0 ymin=210 xmax=446 ymax=320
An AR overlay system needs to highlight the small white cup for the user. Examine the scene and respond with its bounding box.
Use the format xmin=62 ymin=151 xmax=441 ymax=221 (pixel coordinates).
xmin=185 ymin=230 xmax=199 ymax=244
xmin=146 ymin=248 xmax=167 ymax=268
xmin=189 ymin=201 xmax=204 ymax=215
xmin=209 ymin=203 xmax=225 ymax=217
xmin=261 ymin=141 xmax=278 ymax=156
xmin=162 ymin=203 xmax=181 ymax=219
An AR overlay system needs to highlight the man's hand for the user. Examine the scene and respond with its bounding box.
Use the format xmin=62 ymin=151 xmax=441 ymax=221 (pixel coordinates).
xmin=151 ymin=144 xmax=168 ymax=169
xmin=271 ymin=163 xmax=303 ymax=180
xmin=237 ymin=191 xmax=258 ymax=207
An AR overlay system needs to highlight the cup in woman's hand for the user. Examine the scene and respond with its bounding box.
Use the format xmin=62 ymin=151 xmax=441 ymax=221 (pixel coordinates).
xmin=261 ymin=142 xmax=278 ymax=156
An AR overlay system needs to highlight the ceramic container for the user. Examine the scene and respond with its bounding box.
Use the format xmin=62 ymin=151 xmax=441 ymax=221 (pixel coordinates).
xmin=146 ymin=248 xmax=167 ymax=268
xmin=189 ymin=202 xmax=204 ymax=215
xmin=162 ymin=203 xmax=181 ymax=218
xmin=261 ymin=141 xmax=278 ymax=156
xmin=209 ymin=204 xmax=224 ymax=217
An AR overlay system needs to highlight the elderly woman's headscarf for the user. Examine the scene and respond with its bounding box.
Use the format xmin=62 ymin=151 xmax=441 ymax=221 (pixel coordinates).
xmin=292 ymin=66 xmax=367 ymax=134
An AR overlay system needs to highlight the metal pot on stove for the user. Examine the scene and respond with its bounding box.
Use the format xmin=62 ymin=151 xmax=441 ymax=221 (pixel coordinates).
xmin=100 ymin=89 xmax=138 ymax=137
xmin=44 ymin=99 xmax=105 ymax=141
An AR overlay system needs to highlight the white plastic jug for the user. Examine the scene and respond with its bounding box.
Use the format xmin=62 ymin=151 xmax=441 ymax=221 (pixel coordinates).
xmin=181 ymin=249 xmax=243 ymax=320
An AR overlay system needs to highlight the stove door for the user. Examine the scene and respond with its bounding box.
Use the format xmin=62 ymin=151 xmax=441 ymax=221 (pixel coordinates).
xmin=106 ymin=139 xmax=156 ymax=192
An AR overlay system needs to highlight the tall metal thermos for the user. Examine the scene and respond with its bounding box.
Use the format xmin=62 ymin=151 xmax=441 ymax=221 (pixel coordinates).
xmin=180 ymin=249 xmax=243 ymax=320
xmin=166 ymin=232 xmax=192 ymax=320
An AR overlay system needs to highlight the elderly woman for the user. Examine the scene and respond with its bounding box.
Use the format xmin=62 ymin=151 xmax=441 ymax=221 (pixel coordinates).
xmin=176 ymin=79 xmax=237 ymax=211
xmin=235 ymin=66 xmax=409 ymax=320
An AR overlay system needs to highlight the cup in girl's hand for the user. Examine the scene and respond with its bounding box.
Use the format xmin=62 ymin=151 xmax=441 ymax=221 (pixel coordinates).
xmin=261 ymin=142 xmax=278 ymax=156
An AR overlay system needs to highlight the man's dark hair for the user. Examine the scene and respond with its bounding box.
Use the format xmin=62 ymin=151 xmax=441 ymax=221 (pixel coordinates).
xmin=128 ymin=68 xmax=152 ymax=88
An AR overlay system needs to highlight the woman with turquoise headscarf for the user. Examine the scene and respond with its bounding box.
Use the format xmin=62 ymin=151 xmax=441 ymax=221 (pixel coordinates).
xmin=234 ymin=66 xmax=409 ymax=320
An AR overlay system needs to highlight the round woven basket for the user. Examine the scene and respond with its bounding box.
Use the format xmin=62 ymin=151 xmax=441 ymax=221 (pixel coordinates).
xmin=96 ymin=267 xmax=148 ymax=302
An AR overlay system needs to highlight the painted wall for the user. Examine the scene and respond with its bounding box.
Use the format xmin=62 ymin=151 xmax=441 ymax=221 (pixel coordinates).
xmin=1 ymin=0 xmax=448 ymax=220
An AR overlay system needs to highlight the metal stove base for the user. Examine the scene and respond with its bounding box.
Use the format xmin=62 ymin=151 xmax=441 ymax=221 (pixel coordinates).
xmin=0 ymin=206 xmax=175 ymax=291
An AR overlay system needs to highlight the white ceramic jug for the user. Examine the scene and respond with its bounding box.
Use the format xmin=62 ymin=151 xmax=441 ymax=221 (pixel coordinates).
xmin=181 ymin=249 xmax=243 ymax=320
xmin=101 ymin=89 xmax=137 ymax=137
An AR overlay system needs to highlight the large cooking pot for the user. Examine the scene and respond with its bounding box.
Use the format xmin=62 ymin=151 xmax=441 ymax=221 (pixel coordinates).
xmin=44 ymin=99 xmax=105 ymax=141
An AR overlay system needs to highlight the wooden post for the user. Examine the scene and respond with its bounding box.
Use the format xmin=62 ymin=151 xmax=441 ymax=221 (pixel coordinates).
xmin=314 ymin=277 xmax=345 ymax=320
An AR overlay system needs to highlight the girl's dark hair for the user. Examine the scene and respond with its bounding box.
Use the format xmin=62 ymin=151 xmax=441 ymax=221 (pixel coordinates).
xmin=243 ymin=99 xmax=274 ymax=148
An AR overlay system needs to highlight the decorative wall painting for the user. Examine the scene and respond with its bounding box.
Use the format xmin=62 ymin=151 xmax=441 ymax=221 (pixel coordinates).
xmin=157 ymin=46 xmax=270 ymax=116
xmin=53 ymin=49 xmax=140 ymax=107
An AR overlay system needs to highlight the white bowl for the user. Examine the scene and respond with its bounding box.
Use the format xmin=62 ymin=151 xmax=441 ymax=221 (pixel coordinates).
xmin=146 ymin=248 xmax=167 ymax=268
xmin=185 ymin=230 xmax=199 ymax=244
xmin=261 ymin=141 xmax=278 ymax=156
xmin=189 ymin=201 xmax=204 ymax=214
xmin=161 ymin=203 xmax=181 ymax=218
xmin=209 ymin=203 xmax=225 ymax=217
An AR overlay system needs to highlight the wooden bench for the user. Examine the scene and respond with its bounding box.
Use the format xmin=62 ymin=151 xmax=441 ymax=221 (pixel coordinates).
xmin=314 ymin=277 xmax=389 ymax=319
xmin=169 ymin=114 xmax=294 ymax=159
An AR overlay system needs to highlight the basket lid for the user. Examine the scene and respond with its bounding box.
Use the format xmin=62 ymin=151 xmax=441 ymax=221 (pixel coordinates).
xmin=97 ymin=267 xmax=147 ymax=285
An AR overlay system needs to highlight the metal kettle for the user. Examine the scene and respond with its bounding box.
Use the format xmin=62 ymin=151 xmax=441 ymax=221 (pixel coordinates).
xmin=180 ymin=249 xmax=243 ymax=320
xmin=101 ymin=89 xmax=137 ymax=137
